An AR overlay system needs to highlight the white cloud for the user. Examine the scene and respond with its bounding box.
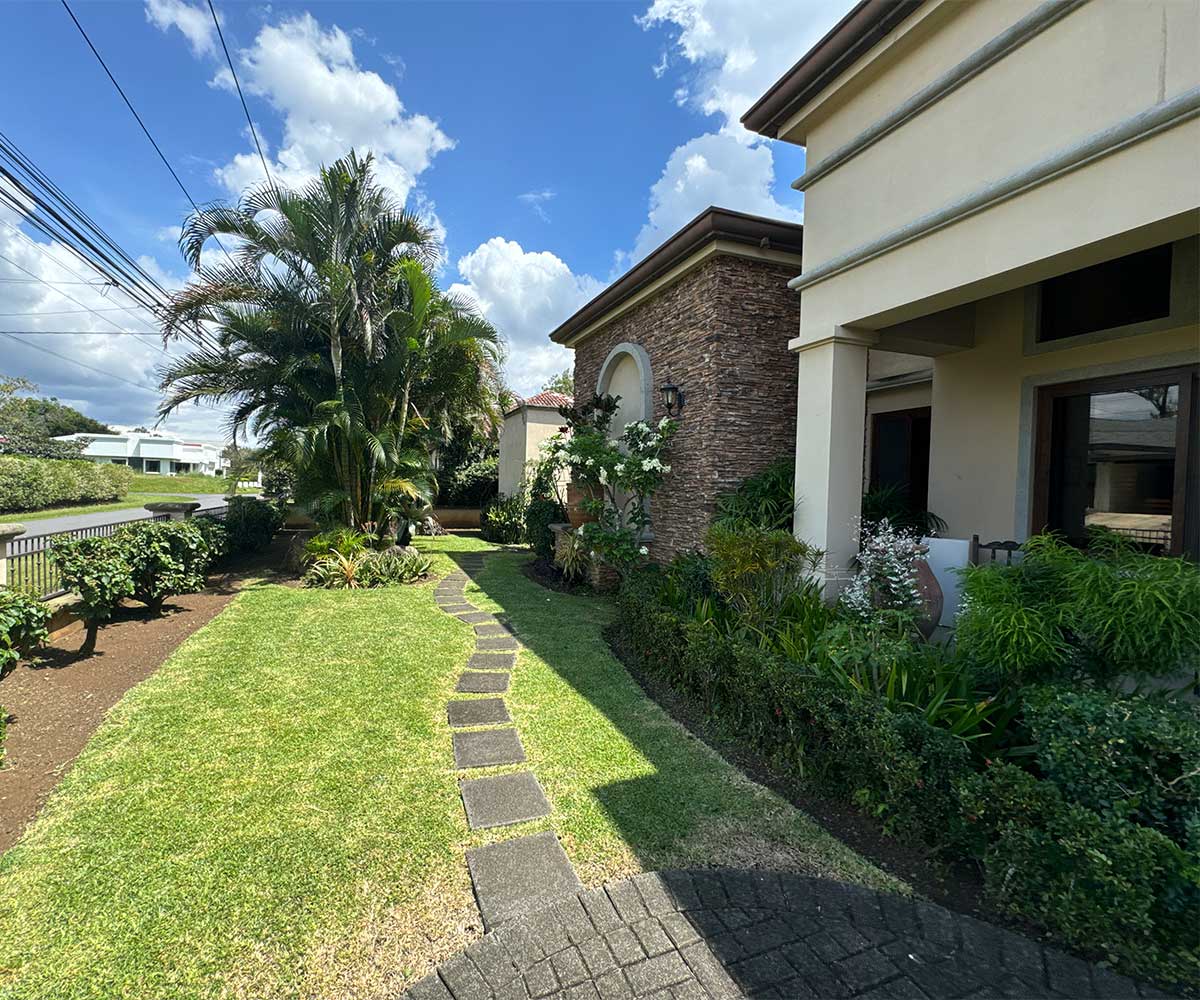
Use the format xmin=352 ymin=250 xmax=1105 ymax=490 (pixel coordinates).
xmin=624 ymin=131 xmax=802 ymax=265
xmin=638 ymin=0 xmax=848 ymax=135
xmin=209 ymin=13 xmax=454 ymax=210
xmin=517 ymin=189 xmax=555 ymax=222
xmin=448 ymin=237 xmax=603 ymax=396
xmin=0 ymin=205 xmax=232 ymax=441
xmin=144 ymin=0 xmax=217 ymax=58
xmin=155 ymin=225 xmax=182 ymax=243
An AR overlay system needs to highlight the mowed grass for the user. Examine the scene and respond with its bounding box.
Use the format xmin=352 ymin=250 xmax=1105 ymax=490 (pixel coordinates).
xmin=125 ymin=472 xmax=255 ymax=495
xmin=0 ymin=535 xmax=905 ymax=999
xmin=6 ymin=494 xmax=197 ymax=524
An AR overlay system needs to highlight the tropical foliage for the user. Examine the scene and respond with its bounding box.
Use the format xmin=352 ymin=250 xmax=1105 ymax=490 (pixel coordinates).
xmin=157 ymin=151 xmax=503 ymax=534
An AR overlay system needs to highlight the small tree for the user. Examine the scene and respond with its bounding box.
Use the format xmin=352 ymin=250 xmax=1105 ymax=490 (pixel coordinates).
xmin=48 ymin=536 xmax=133 ymax=654
xmin=115 ymin=521 xmax=211 ymax=614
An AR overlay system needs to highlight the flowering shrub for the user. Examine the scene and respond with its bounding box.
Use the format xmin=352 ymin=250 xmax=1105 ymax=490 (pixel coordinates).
xmin=840 ymin=518 xmax=927 ymax=621
xmin=548 ymin=394 xmax=677 ymax=571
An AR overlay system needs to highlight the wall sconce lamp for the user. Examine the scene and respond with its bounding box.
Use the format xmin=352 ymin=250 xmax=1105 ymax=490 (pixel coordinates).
xmin=659 ymin=382 xmax=684 ymax=417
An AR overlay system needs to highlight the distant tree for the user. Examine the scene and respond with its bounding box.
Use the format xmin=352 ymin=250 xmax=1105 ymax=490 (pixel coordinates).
xmin=0 ymin=377 xmax=112 ymax=437
xmin=542 ymin=369 xmax=574 ymax=396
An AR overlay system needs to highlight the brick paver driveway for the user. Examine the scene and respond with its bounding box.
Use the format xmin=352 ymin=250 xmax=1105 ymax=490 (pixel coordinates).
xmin=408 ymin=870 xmax=1167 ymax=1000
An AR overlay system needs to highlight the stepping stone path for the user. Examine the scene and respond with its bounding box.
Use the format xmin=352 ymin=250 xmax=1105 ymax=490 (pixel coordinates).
xmin=436 ymin=551 xmax=584 ymax=940
xmin=416 ymin=552 xmax=1173 ymax=999
xmin=408 ymin=870 xmax=1167 ymax=1000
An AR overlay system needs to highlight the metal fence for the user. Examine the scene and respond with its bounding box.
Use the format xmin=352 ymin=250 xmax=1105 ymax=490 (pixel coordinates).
xmin=1108 ymin=525 xmax=1172 ymax=548
xmin=7 ymin=513 xmax=172 ymax=600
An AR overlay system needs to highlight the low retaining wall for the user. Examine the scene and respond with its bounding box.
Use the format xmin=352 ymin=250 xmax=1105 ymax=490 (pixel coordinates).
xmin=433 ymin=507 xmax=481 ymax=529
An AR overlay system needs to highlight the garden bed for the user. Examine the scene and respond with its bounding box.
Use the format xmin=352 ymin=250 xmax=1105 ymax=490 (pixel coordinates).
xmin=603 ymin=622 xmax=993 ymax=921
xmin=519 ymin=555 xmax=591 ymax=595
xmin=0 ymin=534 xmax=295 ymax=853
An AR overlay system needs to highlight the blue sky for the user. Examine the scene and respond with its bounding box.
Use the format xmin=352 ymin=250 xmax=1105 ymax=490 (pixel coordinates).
xmin=0 ymin=0 xmax=846 ymax=442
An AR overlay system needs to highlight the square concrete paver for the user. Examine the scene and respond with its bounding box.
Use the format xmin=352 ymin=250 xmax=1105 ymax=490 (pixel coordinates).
xmin=475 ymin=622 xmax=513 ymax=638
xmin=456 ymin=611 xmax=496 ymax=625
xmin=460 ymin=771 xmax=551 ymax=829
xmin=453 ymin=727 xmax=526 ymax=769
xmin=466 ymin=831 xmax=582 ymax=929
xmin=467 ymin=651 xmax=516 ymax=671
xmin=447 ymin=698 xmax=511 ymax=728
xmin=476 ymin=635 xmax=519 ymax=652
xmin=456 ymin=671 xmax=510 ymax=694
xmin=438 ymin=603 xmax=476 ymax=614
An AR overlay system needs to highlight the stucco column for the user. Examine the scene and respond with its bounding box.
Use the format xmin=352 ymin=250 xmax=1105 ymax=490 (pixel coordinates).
xmin=791 ymin=326 xmax=877 ymax=594
xmin=143 ymin=501 xmax=202 ymax=521
xmin=0 ymin=523 xmax=26 ymax=589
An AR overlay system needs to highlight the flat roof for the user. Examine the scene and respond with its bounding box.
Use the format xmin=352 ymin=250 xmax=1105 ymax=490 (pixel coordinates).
xmin=549 ymin=206 xmax=803 ymax=345
xmin=741 ymin=0 xmax=924 ymax=139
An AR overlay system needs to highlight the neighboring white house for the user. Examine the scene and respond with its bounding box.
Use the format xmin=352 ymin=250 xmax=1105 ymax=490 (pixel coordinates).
xmin=498 ymin=392 xmax=571 ymax=497
xmin=54 ymin=430 xmax=229 ymax=476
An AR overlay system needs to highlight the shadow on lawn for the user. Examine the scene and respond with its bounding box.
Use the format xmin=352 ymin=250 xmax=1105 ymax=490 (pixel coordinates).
xmin=431 ymin=550 xmax=1132 ymax=1000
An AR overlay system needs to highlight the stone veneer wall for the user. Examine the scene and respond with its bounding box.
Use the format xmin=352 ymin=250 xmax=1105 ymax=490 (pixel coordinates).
xmin=572 ymin=253 xmax=800 ymax=562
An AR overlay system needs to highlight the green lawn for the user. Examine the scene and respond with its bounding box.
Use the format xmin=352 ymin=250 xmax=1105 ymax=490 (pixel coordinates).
xmin=10 ymin=493 xmax=198 ymax=524
xmin=0 ymin=536 xmax=905 ymax=999
xmin=125 ymin=472 xmax=254 ymax=495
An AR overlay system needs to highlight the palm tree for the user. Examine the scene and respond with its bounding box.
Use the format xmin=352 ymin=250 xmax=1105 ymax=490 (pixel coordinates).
xmin=157 ymin=151 xmax=503 ymax=529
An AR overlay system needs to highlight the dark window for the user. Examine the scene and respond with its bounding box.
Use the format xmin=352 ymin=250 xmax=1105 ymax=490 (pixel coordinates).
xmin=144 ymin=459 xmax=160 ymax=474
xmin=870 ymin=406 xmax=931 ymax=511
xmin=1038 ymin=243 xmax=1173 ymax=343
xmin=1033 ymin=366 xmax=1198 ymax=557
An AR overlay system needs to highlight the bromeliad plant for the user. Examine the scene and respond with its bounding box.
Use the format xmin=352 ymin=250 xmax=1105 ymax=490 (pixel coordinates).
xmin=549 ymin=394 xmax=677 ymax=571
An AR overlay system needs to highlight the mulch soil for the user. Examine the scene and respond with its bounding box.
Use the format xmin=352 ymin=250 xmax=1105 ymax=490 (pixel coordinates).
xmin=520 ymin=557 xmax=593 ymax=595
xmin=0 ymin=535 xmax=298 ymax=854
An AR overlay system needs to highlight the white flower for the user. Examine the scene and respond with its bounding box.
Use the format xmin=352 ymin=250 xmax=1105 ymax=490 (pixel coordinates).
xmin=639 ymin=545 xmax=648 ymax=555
xmin=585 ymin=457 xmax=594 ymax=466
xmin=597 ymin=467 xmax=608 ymax=485
xmin=662 ymin=464 xmax=671 ymax=473
xmin=615 ymin=462 xmax=625 ymax=474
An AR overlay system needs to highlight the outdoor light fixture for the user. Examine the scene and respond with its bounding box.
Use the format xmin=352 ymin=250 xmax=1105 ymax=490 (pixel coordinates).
xmin=659 ymin=382 xmax=684 ymax=417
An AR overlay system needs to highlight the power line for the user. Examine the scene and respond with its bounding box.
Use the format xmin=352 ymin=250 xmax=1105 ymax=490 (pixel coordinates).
xmin=208 ymin=0 xmax=273 ymax=187
xmin=0 ymin=331 xmax=159 ymax=393
xmin=60 ymin=0 xmax=237 ymax=268
xmin=0 ymin=250 xmax=168 ymax=354
xmin=2 ymin=329 xmax=175 ymax=336
xmin=0 ymin=307 xmax=151 ymax=317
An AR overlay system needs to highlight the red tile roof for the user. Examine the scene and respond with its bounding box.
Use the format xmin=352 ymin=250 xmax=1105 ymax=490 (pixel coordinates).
xmin=520 ymin=391 xmax=573 ymax=409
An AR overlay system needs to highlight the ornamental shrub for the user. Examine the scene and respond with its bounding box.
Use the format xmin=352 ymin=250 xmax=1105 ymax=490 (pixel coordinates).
xmin=1025 ymin=686 xmax=1200 ymax=847
xmin=956 ymin=531 xmax=1200 ymax=684
xmin=47 ymin=535 xmax=133 ymax=654
xmin=712 ymin=456 xmax=797 ymax=531
xmin=960 ymin=763 xmax=1200 ymax=987
xmin=0 ymin=456 xmax=131 ymax=513
xmin=840 ymin=518 xmax=927 ymax=621
xmin=191 ymin=515 xmax=230 ymax=563
xmin=223 ymin=496 xmax=283 ymax=553
xmin=114 ymin=520 xmax=211 ymax=613
xmin=480 ymin=494 xmax=526 ymax=544
xmin=302 ymin=548 xmax=430 ymax=588
xmin=0 ymin=589 xmax=51 ymax=679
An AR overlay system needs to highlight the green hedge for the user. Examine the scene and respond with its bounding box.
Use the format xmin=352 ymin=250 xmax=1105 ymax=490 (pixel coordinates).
xmin=0 ymin=456 xmax=133 ymax=513
xmin=614 ymin=573 xmax=1200 ymax=989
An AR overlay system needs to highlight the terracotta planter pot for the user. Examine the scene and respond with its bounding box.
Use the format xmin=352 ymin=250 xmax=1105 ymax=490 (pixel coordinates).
xmin=914 ymin=559 xmax=944 ymax=640
xmin=566 ymin=481 xmax=599 ymax=529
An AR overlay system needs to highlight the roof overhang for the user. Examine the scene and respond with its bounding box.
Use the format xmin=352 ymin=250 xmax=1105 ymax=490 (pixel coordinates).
xmin=741 ymin=0 xmax=924 ymax=141
xmin=550 ymin=207 xmax=804 ymax=348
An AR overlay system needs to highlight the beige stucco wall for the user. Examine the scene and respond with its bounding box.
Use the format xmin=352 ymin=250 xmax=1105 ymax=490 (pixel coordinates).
xmin=928 ymin=294 xmax=1198 ymax=543
xmin=790 ymin=0 xmax=1200 ymax=268
xmin=498 ymin=406 xmax=567 ymax=497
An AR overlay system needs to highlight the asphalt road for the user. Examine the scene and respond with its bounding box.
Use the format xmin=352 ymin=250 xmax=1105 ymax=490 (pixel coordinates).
xmin=15 ymin=494 xmax=233 ymax=541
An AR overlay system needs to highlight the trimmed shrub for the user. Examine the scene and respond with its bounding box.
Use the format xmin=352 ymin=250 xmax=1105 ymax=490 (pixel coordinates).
xmin=1025 ymin=686 xmax=1200 ymax=847
xmin=0 ymin=589 xmax=51 ymax=679
xmin=47 ymin=535 xmax=133 ymax=654
xmin=223 ymin=496 xmax=283 ymax=553
xmin=960 ymin=763 xmax=1200 ymax=987
xmin=440 ymin=456 xmax=499 ymax=507
xmin=191 ymin=515 xmax=230 ymax=563
xmin=113 ymin=520 xmax=211 ymax=613
xmin=480 ymin=494 xmax=525 ymax=544
xmin=302 ymin=548 xmax=430 ymax=588
xmin=0 ymin=456 xmax=131 ymax=513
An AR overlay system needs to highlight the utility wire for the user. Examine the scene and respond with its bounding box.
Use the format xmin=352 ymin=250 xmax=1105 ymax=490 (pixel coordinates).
xmin=60 ymin=0 xmax=237 ymax=268
xmin=2 ymin=329 xmax=172 ymax=336
xmin=208 ymin=0 xmax=273 ymax=187
xmin=0 ymin=331 xmax=158 ymax=393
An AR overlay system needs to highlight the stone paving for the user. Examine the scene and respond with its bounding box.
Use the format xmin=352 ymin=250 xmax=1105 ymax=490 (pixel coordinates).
xmin=420 ymin=552 xmax=1167 ymax=1000
xmin=408 ymin=870 xmax=1166 ymax=1000
xmin=437 ymin=552 xmax=583 ymax=937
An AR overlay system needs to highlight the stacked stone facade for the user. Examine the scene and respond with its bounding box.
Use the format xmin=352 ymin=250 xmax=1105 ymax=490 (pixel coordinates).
xmin=572 ymin=252 xmax=800 ymax=562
